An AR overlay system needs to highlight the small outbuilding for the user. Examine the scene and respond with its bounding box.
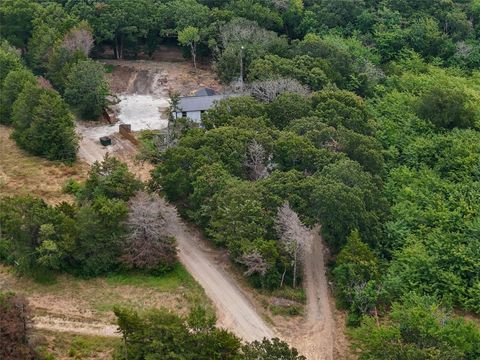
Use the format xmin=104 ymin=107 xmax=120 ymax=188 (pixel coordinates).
xmin=174 ymin=88 xmax=232 ymax=123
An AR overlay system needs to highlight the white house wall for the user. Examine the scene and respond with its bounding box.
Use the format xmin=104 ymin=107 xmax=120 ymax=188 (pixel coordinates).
xmin=175 ymin=111 xmax=202 ymax=123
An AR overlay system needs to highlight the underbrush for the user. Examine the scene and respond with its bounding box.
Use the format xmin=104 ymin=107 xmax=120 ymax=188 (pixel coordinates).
xmin=259 ymin=287 xmax=306 ymax=318
xmin=269 ymin=287 xmax=307 ymax=304
xmin=35 ymin=331 xmax=120 ymax=360
xmin=105 ymin=263 xmax=195 ymax=290
xmin=137 ymin=129 xmax=164 ymax=163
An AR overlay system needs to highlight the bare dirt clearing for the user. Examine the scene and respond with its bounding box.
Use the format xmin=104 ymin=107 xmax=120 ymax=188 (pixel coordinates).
xmin=76 ymin=60 xmax=220 ymax=166
xmin=0 ymin=126 xmax=88 ymax=204
xmin=104 ymin=60 xmax=221 ymax=96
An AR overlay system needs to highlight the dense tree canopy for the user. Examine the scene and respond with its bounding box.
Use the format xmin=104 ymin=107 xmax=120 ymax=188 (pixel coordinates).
xmin=114 ymin=306 xmax=305 ymax=359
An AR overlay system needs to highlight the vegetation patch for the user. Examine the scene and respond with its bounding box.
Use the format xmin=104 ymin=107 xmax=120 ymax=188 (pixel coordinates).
xmin=105 ymin=263 xmax=194 ymax=290
xmin=0 ymin=126 xmax=88 ymax=204
xmin=36 ymin=331 xmax=120 ymax=360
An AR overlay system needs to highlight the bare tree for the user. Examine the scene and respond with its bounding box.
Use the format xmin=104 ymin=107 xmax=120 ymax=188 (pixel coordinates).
xmin=249 ymin=78 xmax=310 ymax=102
xmin=61 ymin=24 xmax=94 ymax=56
xmin=121 ymin=191 xmax=177 ymax=271
xmin=275 ymin=202 xmax=311 ymax=287
xmin=237 ymin=250 xmax=268 ymax=277
xmin=244 ymin=139 xmax=274 ymax=180
xmin=219 ymin=18 xmax=279 ymax=50
xmin=269 ymin=0 xmax=290 ymax=11
xmin=0 ymin=293 xmax=34 ymax=360
xmin=324 ymin=137 xmax=341 ymax=152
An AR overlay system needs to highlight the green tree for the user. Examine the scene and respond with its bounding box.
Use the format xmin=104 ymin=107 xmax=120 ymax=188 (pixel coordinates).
xmin=302 ymin=175 xmax=370 ymax=251
xmin=114 ymin=306 xmax=241 ymax=360
xmin=226 ymin=0 xmax=283 ymax=31
xmin=0 ymin=196 xmax=74 ymax=277
xmin=47 ymin=21 xmax=93 ymax=92
xmin=20 ymin=90 xmax=78 ymax=162
xmin=242 ymin=338 xmax=306 ymax=360
xmin=11 ymin=82 xmax=44 ymax=142
xmin=248 ymin=54 xmax=330 ymax=91
xmin=80 ymin=155 xmax=142 ymax=202
xmin=73 ymin=196 xmax=128 ymax=276
xmin=311 ymin=89 xmax=373 ymax=135
xmin=0 ymin=0 xmax=42 ymax=52
xmin=352 ymin=294 xmax=480 ymax=360
xmin=407 ymin=17 xmax=454 ymax=60
xmin=68 ymin=0 xmax=159 ymax=59
xmin=0 ymin=68 xmax=36 ymax=125
xmin=207 ymin=180 xmax=269 ymax=254
xmin=0 ymin=46 xmax=22 ymax=87
xmin=202 ymin=96 xmax=267 ymax=129
xmin=333 ymin=230 xmax=380 ymax=321
xmin=417 ymin=86 xmax=478 ymax=129
xmin=64 ymin=59 xmax=110 ymax=119
xmin=178 ymin=26 xmax=200 ymax=69
xmin=273 ymin=132 xmax=326 ymax=173
xmin=188 ymin=162 xmax=233 ymax=226
xmin=309 ymin=0 xmax=365 ymax=30
xmin=267 ymin=92 xmax=312 ymax=129
xmin=11 ymin=86 xmax=78 ymax=163
xmin=27 ymin=2 xmax=77 ymax=72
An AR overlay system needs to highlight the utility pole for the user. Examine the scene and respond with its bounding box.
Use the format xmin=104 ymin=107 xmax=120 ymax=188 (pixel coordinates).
xmin=239 ymin=45 xmax=244 ymax=90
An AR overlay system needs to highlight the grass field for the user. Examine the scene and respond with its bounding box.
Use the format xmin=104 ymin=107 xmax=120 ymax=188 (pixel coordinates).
xmin=0 ymin=126 xmax=88 ymax=204
xmin=1 ymin=263 xmax=212 ymax=359
xmin=1 ymin=264 xmax=210 ymax=322
xmin=35 ymin=331 xmax=120 ymax=360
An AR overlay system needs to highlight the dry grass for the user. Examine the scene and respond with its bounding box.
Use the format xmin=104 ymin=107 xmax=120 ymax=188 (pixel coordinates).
xmin=34 ymin=330 xmax=120 ymax=360
xmin=0 ymin=126 xmax=89 ymax=204
xmin=0 ymin=264 xmax=211 ymax=327
xmin=1 ymin=263 xmax=211 ymax=357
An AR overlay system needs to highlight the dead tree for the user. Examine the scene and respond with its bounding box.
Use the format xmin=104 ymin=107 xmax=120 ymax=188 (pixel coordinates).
xmin=219 ymin=18 xmax=279 ymax=50
xmin=0 ymin=293 xmax=34 ymax=360
xmin=275 ymin=202 xmax=311 ymax=287
xmin=62 ymin=24 xmax=94 ymax=56
xmin=249 ymin=78 xmax=309 ymax=102
xmin=244 ymin=139 xmax=272 ymax=180
xmin=121 ymin=192 xmax=177 ymax=271
xmin=237 ymin=250 xmax=268 ymax=277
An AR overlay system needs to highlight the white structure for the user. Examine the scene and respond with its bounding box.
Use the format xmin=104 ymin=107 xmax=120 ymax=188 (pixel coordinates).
xmin=174 ymin=88 xmax=230 ymax=123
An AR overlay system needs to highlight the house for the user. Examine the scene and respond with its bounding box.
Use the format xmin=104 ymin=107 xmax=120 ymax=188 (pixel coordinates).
xmin=174 ymin=88 xmax=228 ymax=123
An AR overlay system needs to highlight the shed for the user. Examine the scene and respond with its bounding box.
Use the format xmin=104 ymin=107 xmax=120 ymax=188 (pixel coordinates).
xmin=174 ymin=94 xmax=228 ymax=122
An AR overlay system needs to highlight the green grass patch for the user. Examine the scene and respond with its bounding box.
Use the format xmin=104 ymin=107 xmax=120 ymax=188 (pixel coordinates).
xmin=104 ymin=263 xmax=195 ymax=291
xmin=68 ymin=335 xmax=119 ymax=359
xmin=267 ymin=287 xmax=307 ymax=304
xmin=104 ymin=64 xmax=115 ymax=73
xmin=268 ymin=303 xmax=303 ymax=316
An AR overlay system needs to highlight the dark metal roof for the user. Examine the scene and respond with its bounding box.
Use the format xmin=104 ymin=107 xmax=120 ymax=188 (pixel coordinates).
xmin=177 ymin=94 xmax=227 ymax=112
xmin=193 ymin=87 xmax=217 ymax=96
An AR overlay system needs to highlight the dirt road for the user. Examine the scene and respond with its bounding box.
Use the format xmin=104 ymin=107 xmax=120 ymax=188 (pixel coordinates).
xmin=33 ymin=316 xmax=119 ymax=338
xmin=159 ymin=198 xmax=275 ymax=342
xmin=290 ymin=226 xmax=347 ymax=360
